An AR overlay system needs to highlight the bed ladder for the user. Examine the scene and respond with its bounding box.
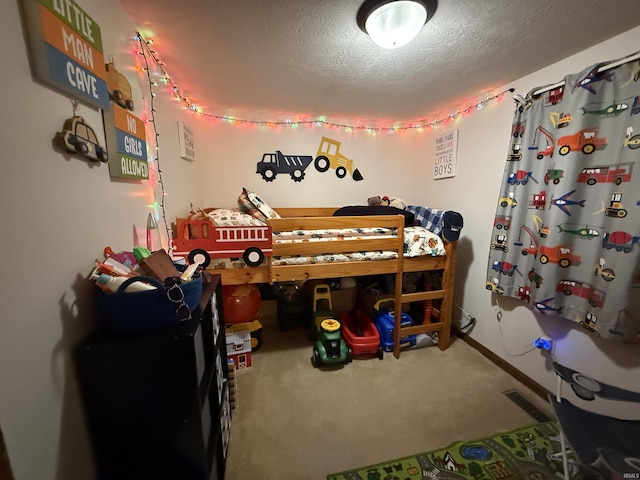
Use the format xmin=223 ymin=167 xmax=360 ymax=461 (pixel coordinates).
xmin=392 ymin=238 xmax=456 ymax=359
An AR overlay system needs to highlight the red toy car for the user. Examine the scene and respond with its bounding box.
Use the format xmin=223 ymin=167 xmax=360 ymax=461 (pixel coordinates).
xmin=338 ymin=310 xmax=383 ymax=359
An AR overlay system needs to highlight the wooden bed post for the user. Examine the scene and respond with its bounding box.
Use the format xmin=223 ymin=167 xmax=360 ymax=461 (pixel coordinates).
xmin=437 ymin=239 xmax=457 ymax=351
xmin=393 ymin=215 xmax=405 ymax=359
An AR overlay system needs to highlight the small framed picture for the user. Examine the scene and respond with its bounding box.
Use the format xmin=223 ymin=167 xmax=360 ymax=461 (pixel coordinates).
xmin=177 ymin=121 xmax=195 ymax=161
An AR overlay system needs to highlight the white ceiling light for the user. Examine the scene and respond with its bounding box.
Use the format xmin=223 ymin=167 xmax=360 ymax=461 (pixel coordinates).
xmin=357 ymin=0 xmax=437 ymax=49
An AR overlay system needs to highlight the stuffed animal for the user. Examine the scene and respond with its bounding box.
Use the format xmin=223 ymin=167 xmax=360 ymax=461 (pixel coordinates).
xmin=368 ymin=195 xmax=406 ymax=210
xmin=367 ymin=196 xmax=383 ymax=207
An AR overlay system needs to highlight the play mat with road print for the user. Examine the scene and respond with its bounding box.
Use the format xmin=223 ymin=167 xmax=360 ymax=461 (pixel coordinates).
xmin=327 ymin=421 xmax=595 ymax=480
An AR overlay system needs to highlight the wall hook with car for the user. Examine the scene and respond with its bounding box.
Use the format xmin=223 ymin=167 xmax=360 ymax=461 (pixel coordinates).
xmin=54 ymin=115 xmax=108 ymax=163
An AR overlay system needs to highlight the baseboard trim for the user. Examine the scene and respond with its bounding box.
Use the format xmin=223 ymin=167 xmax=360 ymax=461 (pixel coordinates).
xmin=455 ymin=330 xmax=549 ymax=401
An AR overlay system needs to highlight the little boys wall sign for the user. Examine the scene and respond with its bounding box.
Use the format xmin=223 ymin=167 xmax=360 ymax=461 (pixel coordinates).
xmin=433 ymin=129 xmax=458 ymax=179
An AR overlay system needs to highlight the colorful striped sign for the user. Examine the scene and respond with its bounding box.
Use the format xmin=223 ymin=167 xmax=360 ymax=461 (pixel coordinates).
xmin=39 ymin=4 xmax=105 ymax=78
xmin=115 ymin=129 xmax=147 ymax=161
xmin=113 ymin=104 xmax=146 ymax=139
xmin=22 ymin=0 xmax=109 ymax=109
xmin=39 ymin=0 xmax=103 ymax=52
xmin=106 ymin=104 xmax=149 ymax=179
xmin=45 ymin=44 xmax=109 ymax=108
xmin=116 ymin=154 xmax=150 ymax=179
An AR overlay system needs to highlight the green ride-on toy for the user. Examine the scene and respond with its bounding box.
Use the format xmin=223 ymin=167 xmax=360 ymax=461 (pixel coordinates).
xmin=309 ymin=283 xmax=334 ymax=340
xmin=311 ymin=318 xmax=353 ymax=368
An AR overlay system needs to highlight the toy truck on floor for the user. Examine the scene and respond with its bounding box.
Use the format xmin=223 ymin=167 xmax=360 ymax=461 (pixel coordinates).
xmin=311 ymin=318 xmax=352 ymax=368
xmin=373 ymin=299 xmax=416 ymax=352
xmin=171 ymin=217 xmax=273 ymax=267
xmin=256 ymin=150 xmax=313 ymax=182
xmin=339 ymin=310 xmax=383 ymax=359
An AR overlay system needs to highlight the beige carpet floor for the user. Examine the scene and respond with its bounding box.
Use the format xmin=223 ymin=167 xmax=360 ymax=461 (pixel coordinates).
xmin=224 ymin=327 xmax=553 ymax=480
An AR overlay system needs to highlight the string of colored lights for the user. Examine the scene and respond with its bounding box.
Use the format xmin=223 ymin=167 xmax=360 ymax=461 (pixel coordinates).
xmin=134 ymin=31 xmax=513 ymax=133
xmin=136 ymin=33 xmax=173 ymax=249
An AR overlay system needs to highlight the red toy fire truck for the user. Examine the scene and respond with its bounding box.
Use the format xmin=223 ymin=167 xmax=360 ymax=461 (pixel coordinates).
xmin=172 ymin=217 xmax=273 ymax=268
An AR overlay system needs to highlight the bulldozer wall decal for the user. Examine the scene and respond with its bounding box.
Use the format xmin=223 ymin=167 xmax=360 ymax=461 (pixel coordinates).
xmin=255 ymin=136 xmax=363 ymax=182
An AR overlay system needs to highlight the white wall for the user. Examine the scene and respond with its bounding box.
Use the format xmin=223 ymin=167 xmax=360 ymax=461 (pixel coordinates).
xmin=1 ymin=0 xmax=639 ymax=477
xmin=194 ymin=121 xmax=435 ymax=209
xmin=0 ymin=1 xmax=204 ymax=478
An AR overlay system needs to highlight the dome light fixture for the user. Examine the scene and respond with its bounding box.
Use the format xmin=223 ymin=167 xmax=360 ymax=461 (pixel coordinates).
xmin=357 ymin=0 xmax=437 ymax=49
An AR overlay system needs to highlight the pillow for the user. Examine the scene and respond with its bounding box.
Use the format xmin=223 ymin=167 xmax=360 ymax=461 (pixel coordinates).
xmin=404 ymin=206 xmax=463 ymax=241
xmin=405 ymin=205 xmax=443 ymax=234
xmin=237 ymin=188 xmax=280 ymax=223
xmin=207 ymin=208 xmax=264 ymax=227
xmin=332 ymin=205 xmax=415 ymax=227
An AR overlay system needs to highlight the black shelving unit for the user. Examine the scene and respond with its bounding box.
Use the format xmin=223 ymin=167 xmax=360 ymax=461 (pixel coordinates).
xmin=76 ymin=275 xmax=230 ymax=479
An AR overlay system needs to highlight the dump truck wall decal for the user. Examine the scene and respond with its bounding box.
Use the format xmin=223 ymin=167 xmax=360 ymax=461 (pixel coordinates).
xmin=256 ymin=137 xmax=364 ymax=182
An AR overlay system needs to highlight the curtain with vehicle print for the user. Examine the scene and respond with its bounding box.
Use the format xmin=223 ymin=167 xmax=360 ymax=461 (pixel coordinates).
xmin=487 ymin=52 xmax=640 ymax=342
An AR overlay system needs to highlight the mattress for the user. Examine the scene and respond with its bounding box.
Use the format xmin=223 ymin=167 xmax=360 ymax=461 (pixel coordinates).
xmin=208 ymin=225 xmax=445 ymax=269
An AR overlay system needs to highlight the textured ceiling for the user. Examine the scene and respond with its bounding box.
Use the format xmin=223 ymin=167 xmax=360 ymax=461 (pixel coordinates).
xmin=118 ymin=0 xmax=640 ymax=123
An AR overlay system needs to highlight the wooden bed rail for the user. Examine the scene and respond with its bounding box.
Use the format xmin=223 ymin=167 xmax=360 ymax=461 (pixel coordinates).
xmin=270 ymin=213 xmax=404 ymax=230
xmin=274 ymin=207 xmax=339 ymax=218
xmin=268 ymin=214 xmax=406 ymax=285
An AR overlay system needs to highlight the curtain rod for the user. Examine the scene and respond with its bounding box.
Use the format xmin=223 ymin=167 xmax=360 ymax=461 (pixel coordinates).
xmin=532 ymin=51 xmax=640 ymax=97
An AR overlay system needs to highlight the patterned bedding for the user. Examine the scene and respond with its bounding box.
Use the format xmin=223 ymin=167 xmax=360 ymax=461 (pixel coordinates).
xmin=208 ymin=226 xmax=445 ymax=269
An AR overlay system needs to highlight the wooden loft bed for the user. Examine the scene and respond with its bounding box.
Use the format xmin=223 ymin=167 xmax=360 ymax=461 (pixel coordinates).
xmin=201 ymin=207 xmax=457 ymax=359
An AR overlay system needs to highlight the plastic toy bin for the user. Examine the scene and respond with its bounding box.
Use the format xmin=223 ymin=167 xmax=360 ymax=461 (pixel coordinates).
xmin=98 ymin=273 xmax=203 ymax=334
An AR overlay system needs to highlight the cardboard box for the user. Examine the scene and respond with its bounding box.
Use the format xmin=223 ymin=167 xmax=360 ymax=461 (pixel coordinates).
xmin=300 ymin=280 xmax=356 ymax=315
xmin=356 ymin=285 xmax=393 ymax=320
xmin=331 ymin=287 xmax=357 ymax=314
xmin=258 ymin=299 xmax=278 ymax=328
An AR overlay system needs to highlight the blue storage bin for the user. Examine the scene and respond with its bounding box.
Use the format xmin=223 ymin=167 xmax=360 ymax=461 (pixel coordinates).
xmin=98 ymin=269 xmax=203 ymax=334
